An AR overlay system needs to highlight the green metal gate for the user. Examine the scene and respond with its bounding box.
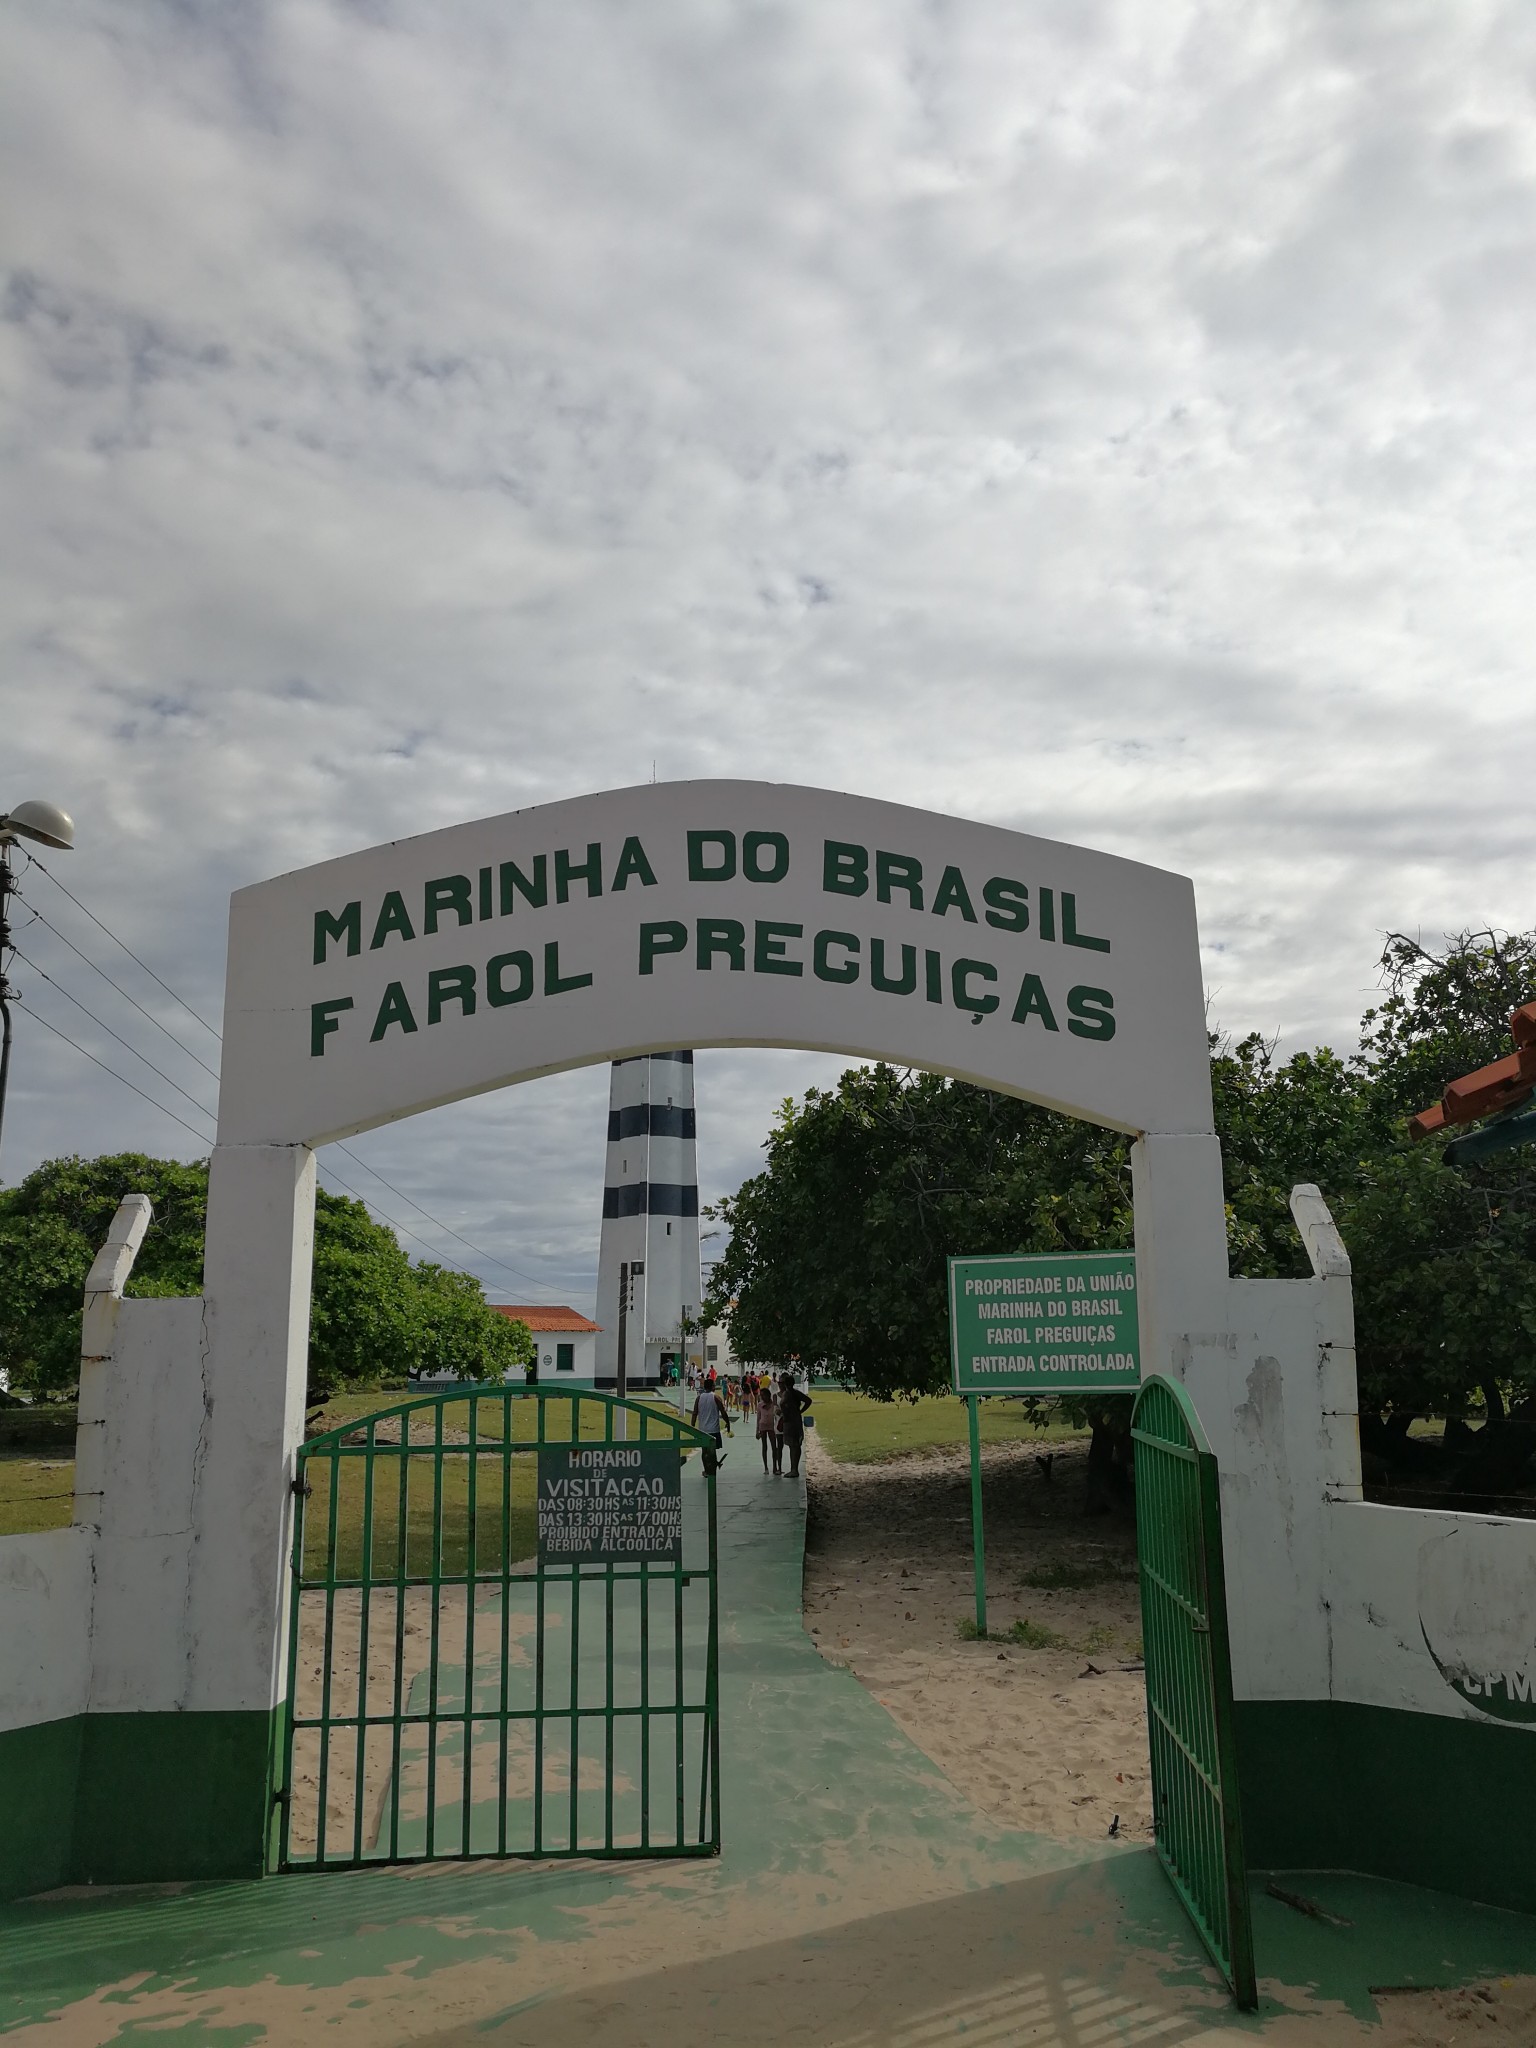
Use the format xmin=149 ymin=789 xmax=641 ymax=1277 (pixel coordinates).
xmin=1132 ymin=1375 xmax=1257 ymax=2009
xmin=272 ymin=1387 xmax=720 ymax=1871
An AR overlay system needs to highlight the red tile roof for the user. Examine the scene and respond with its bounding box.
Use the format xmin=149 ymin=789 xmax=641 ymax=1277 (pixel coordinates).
xmin=492 ymin=1304 xmax=601 ymax=1334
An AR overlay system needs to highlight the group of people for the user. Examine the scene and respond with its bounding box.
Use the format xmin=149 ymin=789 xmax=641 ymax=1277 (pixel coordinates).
xmin=689 ymin=1368 xmax=811 ymax=1479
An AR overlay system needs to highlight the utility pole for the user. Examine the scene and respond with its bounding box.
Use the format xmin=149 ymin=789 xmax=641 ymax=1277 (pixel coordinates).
xmin=0 ymin=800 xmax=76 ymax=1175
xmin=614 ymin=1257 xmax=644 ymax=1439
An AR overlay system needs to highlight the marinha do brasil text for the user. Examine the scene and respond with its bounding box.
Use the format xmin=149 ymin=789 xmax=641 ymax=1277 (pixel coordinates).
xmin=308 ymin=830 xmax=1119 ymax=1055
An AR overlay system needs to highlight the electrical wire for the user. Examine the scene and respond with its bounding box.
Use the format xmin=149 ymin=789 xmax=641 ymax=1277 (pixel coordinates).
xmin=21 ymin=849 xmax=223 ymax=1041
xmin=332 ymin=1140 xmax=561 ymax=1296
xmin=20 ymin=853 xmax=567 ymax=1301
xmin=14 ymin=951 xmax=219 ymax=1125
xmin=22 ymin=903 xmax=222 ymax=1083
xmin=18 ymin=1003 xmax=216 ymax=1148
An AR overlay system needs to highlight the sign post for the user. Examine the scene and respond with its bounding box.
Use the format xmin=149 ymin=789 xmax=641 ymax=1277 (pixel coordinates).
xmin=967 ymin=1393 xmax=986 ymax=1637
xmin=949 ymin=1249 xmax=1140 ymax=1642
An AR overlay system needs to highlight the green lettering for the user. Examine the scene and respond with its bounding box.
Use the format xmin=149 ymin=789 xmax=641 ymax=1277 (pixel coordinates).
xmin=370 ymin=891 xmax=415 ymax=949
xmin=310 ymin=996 xmax=353 ymax=1055
xmin=870 ymin=938 xmax=916 ymax=994
xmin=499 ymin=855 xmax=548 ymax=914
xmin=982 ymin=877 xmax=1029 ymax=933
xmin=813 ymin=930 xmax=860 ymax=984
xmin=555 ymin=843 xmax=602 ymax=902
xmin=612 ymin=835 xmax=658 ymax=890
xmin=1062 ymin=893 xmax=1110 ymax=953
xmin=823 ymin=840 xmax=868 ymax=896
xmin=424 ymin=874 xmax=473 ymax=935
xmin=743 ymin=831 xmax=789 ymax=883
xmin=478 ymin=866 xmax=493 ymax=920
xmin=427 ymin=964 xmax=477 ymax=1023
xmin=544 ymin=940 xmax=593 ymax=994
xmin=313 ymin=902 xmax=361 ymax=964
xmin=877 ymin=850 xmax=924 ymax=909
xmin=1067 ymin=985 xmax=1116 ymax=1040
xmin=1012 ymin=973 xmax=1059 ymax=1031
xmin=924 ymin=948 xmax=942 ymax=1003
xmin=370 ymin=981 xmax=418 ymax=1040
xmin=754 ymin=919 xmax=803 ymax=975
xmin=687 ymin=830 xmax=736 ymax=881
xmin=487 ymin=951 xmax=534 ymax=1005
xmin=1039 ymin=887 xmax=1056 ymax=942
xmin=697 ymin=918 xmax=746 ymax=970
xmin=931 ymin=866 xmax=977 ymax=923
xmin=951 ymin=958 xmax=999 ymax=1016
xmin=639 ymin=921 xmax=688 ymax=974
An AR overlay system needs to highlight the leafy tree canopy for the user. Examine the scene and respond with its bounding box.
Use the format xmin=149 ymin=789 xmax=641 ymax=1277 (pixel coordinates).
xmin=708 ymin=930 xmax=1536 ymax=1453
xmin=0 ymin=1153 xmax=532 ymax=1400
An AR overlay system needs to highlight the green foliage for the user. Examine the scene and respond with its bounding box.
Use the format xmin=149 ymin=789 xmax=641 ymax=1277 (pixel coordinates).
xmin=708 ymin=928 xmax=1536 ymax=1443
xmin=1009 ymin=1617 xmax=1068 ymax=1649
xmin=707 ymin=1064 xmax=1131 ymax=1403
xmin=0 ymin=1155 xmax=530 ymax=1401
xmin=0 ymin=1154 xmax=209 ymax=1393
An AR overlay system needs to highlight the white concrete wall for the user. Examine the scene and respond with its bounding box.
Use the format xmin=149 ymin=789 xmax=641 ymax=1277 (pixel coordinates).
xmin=533 ymin=1329 xmax=596 ymax=1382
xmin=0 ymin=1528 xmax=92 ymax=1734
xmin=80 ymin=1298 xmax=208 ymax=1712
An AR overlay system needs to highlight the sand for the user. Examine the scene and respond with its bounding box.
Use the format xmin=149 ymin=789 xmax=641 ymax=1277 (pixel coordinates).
xmin=803 ymin=1431 xmax=1153 ymax=1844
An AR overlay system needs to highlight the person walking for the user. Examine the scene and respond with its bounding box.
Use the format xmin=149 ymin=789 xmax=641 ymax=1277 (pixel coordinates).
xmin=775 ymin=1372 xmax=811 ymax=1479
xmin=691 ymin=1374 xmax=731 ymax=1476
xmin=754 ymin=1376 xmax=779 ymax=1475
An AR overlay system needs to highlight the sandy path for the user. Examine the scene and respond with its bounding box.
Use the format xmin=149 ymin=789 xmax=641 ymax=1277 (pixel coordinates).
xmin=804 ymin=1432 xmax=1152 ymax=1844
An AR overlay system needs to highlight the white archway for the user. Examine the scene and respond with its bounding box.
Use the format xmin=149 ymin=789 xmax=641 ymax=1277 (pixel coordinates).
xmin=42 ymin=783 xmax=1244 ymax=1886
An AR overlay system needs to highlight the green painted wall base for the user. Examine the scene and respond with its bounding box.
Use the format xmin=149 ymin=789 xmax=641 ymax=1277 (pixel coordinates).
xmin=0 ymin=1716 xmax=84 ymax=1900
xmin=1237 ymin=1698 xmax=1536 ymax=1917
xmin=0 ymin=1711 xmax=275 ymax=1903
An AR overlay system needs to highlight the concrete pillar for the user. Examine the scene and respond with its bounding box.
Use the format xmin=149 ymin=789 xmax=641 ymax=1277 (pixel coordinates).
xmin=193 ymin=1142 xmax=317 ymax=1715
xmin=1130 ymin=1129 xmax=1230 ymax=1383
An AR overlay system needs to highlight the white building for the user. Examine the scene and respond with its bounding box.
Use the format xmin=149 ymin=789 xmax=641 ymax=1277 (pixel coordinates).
xmin=594 ymin=1052 xmax=703 ymax=1388
xmin=491 ymin=1305 xmax=601 ymax=1384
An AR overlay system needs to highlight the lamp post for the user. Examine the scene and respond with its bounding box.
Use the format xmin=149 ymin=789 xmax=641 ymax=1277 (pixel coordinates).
xmin=0 ymin=799 xmax=76 ymax=1171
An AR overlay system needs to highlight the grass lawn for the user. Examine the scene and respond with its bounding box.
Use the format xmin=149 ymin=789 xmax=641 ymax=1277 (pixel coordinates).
xmin=300 ymin=1385 xmax=695 ymax=1582
xmin=0 ymin=1453 xmax=76 ymax=1537
xmin=0 ymin=1385 xmax=695 ymax=1556
xmin=809 ymin=1389 xmax=1087 ymax=1465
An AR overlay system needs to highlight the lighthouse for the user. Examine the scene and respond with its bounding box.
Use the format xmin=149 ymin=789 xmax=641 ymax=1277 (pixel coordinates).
xmin=594 ymin=1052 xmax=703 ymax=1390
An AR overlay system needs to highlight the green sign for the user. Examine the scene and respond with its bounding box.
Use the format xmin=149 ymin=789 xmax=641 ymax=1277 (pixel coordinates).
xmin=537 ymin=1443 xmax=682 ymax=1563
xmin=948 ymin=1250 xmax=1140 ymax=1395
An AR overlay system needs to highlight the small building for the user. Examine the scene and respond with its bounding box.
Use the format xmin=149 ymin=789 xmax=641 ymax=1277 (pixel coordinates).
xmin=492 ymin=1305 xmax=601 ymax=1384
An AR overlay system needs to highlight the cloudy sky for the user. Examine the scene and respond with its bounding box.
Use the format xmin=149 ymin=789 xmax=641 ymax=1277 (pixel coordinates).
xmin=3 ymin=1 xmax=1533 ymax=1313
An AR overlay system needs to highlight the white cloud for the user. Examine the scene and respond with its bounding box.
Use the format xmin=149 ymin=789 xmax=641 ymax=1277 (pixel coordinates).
xmin=3 ymin=0 xmax=1534 ymax=1297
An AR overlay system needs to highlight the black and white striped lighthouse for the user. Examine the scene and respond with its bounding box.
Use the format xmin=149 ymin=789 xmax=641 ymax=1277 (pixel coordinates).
xmin=594 ymin=1052 xmax=703 ymax=1390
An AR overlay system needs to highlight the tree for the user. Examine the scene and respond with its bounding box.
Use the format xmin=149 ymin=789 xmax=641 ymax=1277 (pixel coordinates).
xmin=708 ymin=1064 xmax=1132 ymax=1395
xmin=0 ymin=1155 xmax=529 ymax=1401
xmin=707 ymin=928 xmax=1536 ymax=1504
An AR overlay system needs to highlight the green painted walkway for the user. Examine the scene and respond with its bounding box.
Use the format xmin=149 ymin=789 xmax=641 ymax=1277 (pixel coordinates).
xmin=4 ymin=1451 xmax=1536 ymax=2043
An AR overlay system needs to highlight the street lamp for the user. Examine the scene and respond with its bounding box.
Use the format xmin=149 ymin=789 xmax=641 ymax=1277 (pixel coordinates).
xmin=0 ymin=800 xmax=76 ymax=1169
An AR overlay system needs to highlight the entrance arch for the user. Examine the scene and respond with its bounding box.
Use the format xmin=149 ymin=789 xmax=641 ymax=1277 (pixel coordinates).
xmin=89 ymin=783 xmax=1239 ymax=1887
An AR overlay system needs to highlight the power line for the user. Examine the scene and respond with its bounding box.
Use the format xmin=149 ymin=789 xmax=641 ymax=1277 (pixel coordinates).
xmin=21 ymin=849 xmax=223 ymax=1042
xmin=19 ymin=855 xmax=568 ymax=1302
xmin=14 ymin=951 xmax=219 ymax=1126
xmin=23 ymin=902 xmax=222 ymax=1083
xmin=18 ymin=1003 xmax=215 ymax=1148
xmin=333 ymin=1140 xmax=561 ymax=1296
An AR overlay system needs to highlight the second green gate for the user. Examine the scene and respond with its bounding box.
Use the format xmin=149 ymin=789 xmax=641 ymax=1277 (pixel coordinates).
xmin=1132 ymin=1375 xmax=1257 ymax=2009
xmin=272 ymin=1386 xmax=720 ymax=1871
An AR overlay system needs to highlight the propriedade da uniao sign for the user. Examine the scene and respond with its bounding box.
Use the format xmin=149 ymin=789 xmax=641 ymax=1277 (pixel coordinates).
xmin=216 ymin=782 xmax=1216 ymax=1148
xmin=948 ymin=1251 xmax=1140 ymax=1395
xmin=537 ymin=1444 xmax=683 ymax=1564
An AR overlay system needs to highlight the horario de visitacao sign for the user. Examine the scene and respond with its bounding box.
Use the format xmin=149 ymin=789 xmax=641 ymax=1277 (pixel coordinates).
xmin=217 ymin=782 xmax=1214 ymax=1149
